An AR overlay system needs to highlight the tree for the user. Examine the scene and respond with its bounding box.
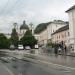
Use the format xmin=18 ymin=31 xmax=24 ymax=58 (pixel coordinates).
xmin=46 ymin=42 xmax=53 ymax=47
xmin=10 ymin=28 xmax=19 ymax=47
xmin=20 ymin=30 xmax=37 ymax=48
xmin=0 ymin=33 xmax=9 ymax=49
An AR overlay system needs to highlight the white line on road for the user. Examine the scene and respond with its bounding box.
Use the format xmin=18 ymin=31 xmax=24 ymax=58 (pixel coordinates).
xmin=37 ymin=59 xmax=75 ymax=70
xmin=0 ymin=62 xmax=15 ymax=75
xmin=23 ymin=56 xmax=75 ymax=71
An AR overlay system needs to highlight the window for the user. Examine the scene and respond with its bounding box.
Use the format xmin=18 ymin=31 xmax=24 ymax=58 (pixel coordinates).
xmin=57 ymin=36 xmax=58 ymax=39
xmin=62 ymin=34 xmax=64 ymax=38
xmin=59 ymin=35 xmax=60 ymax=39
xmin=65 ymin=32 xmax=66 ymax=37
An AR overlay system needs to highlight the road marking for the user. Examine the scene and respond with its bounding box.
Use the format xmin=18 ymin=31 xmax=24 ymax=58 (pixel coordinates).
xmin=5 ymin=50 xmax=75 ymax=71
xmin=37 ymin=60 xmax=75 ymax=70
xmin=0 ymin=62 xmax=15 ymax=75
xmin=23 ymin=56 xmax=75 ymax=70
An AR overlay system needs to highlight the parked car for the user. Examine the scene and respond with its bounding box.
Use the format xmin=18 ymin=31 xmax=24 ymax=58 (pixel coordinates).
xmin=34 ymin=44 xmax=39 ymax=49
xmin=9 ymin=45 xmax=15 ymax=50
xmin=18 ymin=45 xmax=24 ymax=50
xmin=25 ymin=46 xmax=31 ymax=50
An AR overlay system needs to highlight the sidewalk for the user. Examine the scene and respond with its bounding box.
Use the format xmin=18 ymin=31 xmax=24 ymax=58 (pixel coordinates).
xmin=0 ymin=61 xmax=14 ymax=75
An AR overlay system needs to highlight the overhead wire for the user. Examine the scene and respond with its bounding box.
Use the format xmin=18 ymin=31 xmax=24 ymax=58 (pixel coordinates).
xmin=5 ymin=0 xmax=23 ymax=15
xmin=0 ymin=0 xmax=20 ymax=32
xmin=0 ymin=0 xmax=10 ymax=15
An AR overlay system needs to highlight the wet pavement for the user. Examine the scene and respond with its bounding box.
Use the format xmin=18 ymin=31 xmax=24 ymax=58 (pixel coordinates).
xmin=0 ymin=50 xmax=75 ymax=75
xmin=35 ymin=54 xmax=75 ymax=68
xmin=0 ymin=51 xmax=51 ymax=75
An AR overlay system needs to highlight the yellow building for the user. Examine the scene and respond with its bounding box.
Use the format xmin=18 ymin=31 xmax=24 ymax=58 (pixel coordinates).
xmin=52 ymin=25 xmax=69 ymax=46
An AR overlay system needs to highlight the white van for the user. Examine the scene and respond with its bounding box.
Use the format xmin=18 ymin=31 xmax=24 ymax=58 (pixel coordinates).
xmin=18 ymin=45 xmax=24 ymax=50
xmin=35 ymin=44 xmax=39 ymax=49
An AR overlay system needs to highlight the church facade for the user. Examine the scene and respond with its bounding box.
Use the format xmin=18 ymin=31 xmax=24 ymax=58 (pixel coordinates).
xmin=19 ymin=20 xmax=29 ymax=39
xmin=5 ymin=20 xmax=29 ymax=40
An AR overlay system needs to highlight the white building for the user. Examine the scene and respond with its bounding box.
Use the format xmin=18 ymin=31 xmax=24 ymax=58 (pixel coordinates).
xmin=47 ymin=20 xmax=68 ymax=40
xmin=34 ymin=34 xmax=40 ymax=41
xmin=37 ymin=20 xmax=68 ymax=46
xmin=66 ymin=5 xmax=75 ymax=52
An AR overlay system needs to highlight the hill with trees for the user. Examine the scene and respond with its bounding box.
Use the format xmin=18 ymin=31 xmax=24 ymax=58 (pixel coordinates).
xmin=34 ymin=22 xmax=50 ymax=34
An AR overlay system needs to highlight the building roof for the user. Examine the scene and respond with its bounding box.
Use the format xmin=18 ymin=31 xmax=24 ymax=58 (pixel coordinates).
xmin=20 ymin=21 xmax=29 ymax=30
xmin=51 ymin=20 xmax=68 ymax=24
xmin=52 ymin=25 xmax=69 ymax=35
xmin=66 ymin=5 xmax=75 ymax=12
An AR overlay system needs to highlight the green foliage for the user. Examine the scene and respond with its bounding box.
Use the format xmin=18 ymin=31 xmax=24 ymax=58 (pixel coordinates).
xmin=46 ymin=41 xmax=56 ymax=48
xmin=34 ymin=22 xmax=50 ymax=34
xmin=20 ymin=30 xmax=37 ymax=48
xmin=0 ymin=33 xmax=10 ymax=49
xmin=25 ymin=30 xmax=32 ymax=36
xmin=10 ymin=28 xmax=19 ymax=47
xmin=46 ymin=42 xmax=53 ymax=47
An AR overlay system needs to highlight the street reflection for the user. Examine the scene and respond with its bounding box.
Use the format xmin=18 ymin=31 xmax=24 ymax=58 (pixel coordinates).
xmin=0 ymin=51 xmax=75 ymax=75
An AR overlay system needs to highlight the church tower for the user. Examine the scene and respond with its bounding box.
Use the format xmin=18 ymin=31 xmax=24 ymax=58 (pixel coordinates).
xmin=19 ymin=20 xmax=29 ymax=39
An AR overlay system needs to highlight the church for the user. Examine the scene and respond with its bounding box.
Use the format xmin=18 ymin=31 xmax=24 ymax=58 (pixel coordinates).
xmin=5 ymin=20 xmax=39 ymax=42
xmin=19 ymin=20 xmax=29 ymax=39
xmin=5 ymin=20 xmax=31 ymax=39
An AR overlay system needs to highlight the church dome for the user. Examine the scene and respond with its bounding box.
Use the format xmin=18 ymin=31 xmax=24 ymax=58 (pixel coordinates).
xmin=20 ymin=21 xmax=29 ymax=30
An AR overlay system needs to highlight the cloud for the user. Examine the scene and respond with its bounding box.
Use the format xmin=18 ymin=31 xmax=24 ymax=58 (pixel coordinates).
xmin=0 ymin=0 xmax=75 ymax=33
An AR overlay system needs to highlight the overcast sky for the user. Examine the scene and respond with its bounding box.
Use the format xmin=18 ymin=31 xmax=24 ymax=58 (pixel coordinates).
xmin=0 ymin=0 xmax=75 ymax=33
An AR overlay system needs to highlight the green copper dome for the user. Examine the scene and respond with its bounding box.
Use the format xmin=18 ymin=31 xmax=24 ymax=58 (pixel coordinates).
xmin=20 ymin=21 xmax=29 ymax=30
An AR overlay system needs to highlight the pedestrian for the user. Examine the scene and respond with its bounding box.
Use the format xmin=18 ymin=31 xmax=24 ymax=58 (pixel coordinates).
xmin=64 ymin=45 xmax=67 ymax=54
